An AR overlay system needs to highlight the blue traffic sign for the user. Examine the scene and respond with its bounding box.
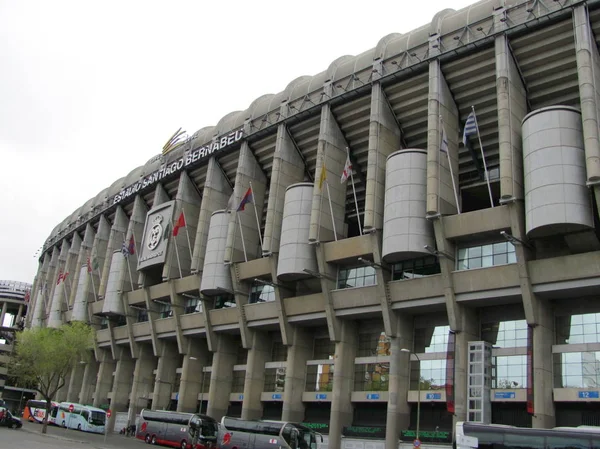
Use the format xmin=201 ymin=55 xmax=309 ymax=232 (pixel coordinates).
xmin=413 ymin=439 xmax=421 ymax=447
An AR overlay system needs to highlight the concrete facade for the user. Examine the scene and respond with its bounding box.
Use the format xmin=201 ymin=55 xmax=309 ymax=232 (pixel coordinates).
xmin=26 ymin=1 xmax=600 ymax=447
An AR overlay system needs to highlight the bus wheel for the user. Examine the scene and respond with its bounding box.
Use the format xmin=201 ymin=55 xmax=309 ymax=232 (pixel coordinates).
xmin=62 ymin=421 xmax=66 ymax=428
xmin=77 ymin=424 xmax=82 ymax=430
xmin=180 ymin=440 xmax=187 ymax=449
xmin=145 ymin=434 xmax=151 ymax=444
xmin=151 ymin=435 xmax=157 ymax=445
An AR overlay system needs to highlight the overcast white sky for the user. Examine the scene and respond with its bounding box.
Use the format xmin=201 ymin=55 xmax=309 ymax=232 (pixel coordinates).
xmin=0 ymin=0 xmax=475 ymax=285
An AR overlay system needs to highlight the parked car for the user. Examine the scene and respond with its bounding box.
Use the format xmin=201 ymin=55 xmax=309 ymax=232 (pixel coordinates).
xmin=0 ymin=408 xmax=22 ymax=429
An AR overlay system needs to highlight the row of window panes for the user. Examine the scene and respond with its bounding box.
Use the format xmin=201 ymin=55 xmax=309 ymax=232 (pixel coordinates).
xmin=392 ymin=256 xmax=441 ymax=281
xmin=249 ymin=284 xmax=275 ymax=304
xmin=214 ymin=295 xmax=236 ymax=309
xmin=263 ymin=368 xmax=286 ymax=392
xmin=554 ymin=352 xmax=600 ymax=388
xmin=556 ymin=313 xmax=600 ymax=345
xmin=481 ymin=320 xmax=528 ymax=348
xmin=184 ymin=298 xmax=202 ymax=314
xmin=354 ymin=363 xmax=390 ymax=391
xmin=305 ymin=364 xmax=334 ymax=392
xmin=414 ymin=326 xmax=450 ymax=353
xmin=410 ymin=360 xmax=447 ymax=390
xmin=457 ymin=242 xmax=516 ymax=271
xmin=493 ymin=355 xmax=527 ymax=388
xmin=337 ymin=266 xmax=376 ymax=289
xmin=357 ymin=332 xmax=390 ymax=357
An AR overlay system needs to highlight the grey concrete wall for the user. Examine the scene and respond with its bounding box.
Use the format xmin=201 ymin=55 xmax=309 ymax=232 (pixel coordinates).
xmin=207 ymin=334 xmax=238 ymax=420
xmin=242 ymin=331 xmax=271 ymax=419
xmin=282 ymin=327 xmax=312 ymax=423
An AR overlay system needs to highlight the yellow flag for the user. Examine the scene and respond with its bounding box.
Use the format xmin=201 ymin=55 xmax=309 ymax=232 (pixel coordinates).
xmin=319 ymin=163 xmax=327 ymax=190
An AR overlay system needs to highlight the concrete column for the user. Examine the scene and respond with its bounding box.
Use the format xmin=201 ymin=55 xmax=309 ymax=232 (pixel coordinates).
xmin=365 ymin=82 xmax=403 ymax=231
xmin=153 ymin=342 xmax=180 ymax=411
xmin=92 ymin=356 xmax=115 ymax=408
xmin=0 ymin=302 xmax=6 ymax=327
xmin=29 ymin=257 xmax=49 ymax=328
xmin=90 ymin=215 xmax=112 ymax=299
xmin=385 ymin=315 xmax=414 ymax=449
xmin=574 ymin=5 xmax=600 ymax=184
xmin=495 ymin=31 xmax=527 ymax=201
xmin=453 ymin=308 xmax=479 ymax=426
xmin=66 ymin=233 xmax=83 ymax=308
xmin=79 ymin=358 xmax=98 ymax=405
xmin=55 ymin=371 xmax=71 ymax=402
xmin=163 ymin=171 xmax=201 ymax=279
xmin=16 ymin=304 xmax=23 ymax=323
xmin=129 ymin=345 xmax=155 ymax=425
xmin=532 ymin=303 xmax=555 ymax=428
xmin=224 ymin=142 xmax=268 ymax=263
xmin=70 ymin=225 xmax=96 ymax=308
xmin=242 ymin=331 xmax=271 ymax=420
xmin=309 ymin=105 xmax=349 ymax=243
xmin=99 ymin=206 xmax=129 ymax=298
xmin=109 ymin=351 xmax=135 ymax=432
xmin=207 ymin=334 xmax=238 ymax=420
xmin=123 ymin=195 xmax=147 ymax=289
xmin=282 ymin=327 xmax=312 ymax=423
xmin=329 ymin=321 xmax=358 ymax=449
xmin=178 ymin=340 xmax=210 ymax=413
xmin=191 ymin=157 xmax=233 ymax=273
xmin=263 ymin=124 xmax=306 ymax=254
xmin=426 ymin=59 xmax=460 ymax=216
xmin=66 ymin=362 xmax=85 ymax=402
xmin=47 ymin=242 xmax=71 ymax=328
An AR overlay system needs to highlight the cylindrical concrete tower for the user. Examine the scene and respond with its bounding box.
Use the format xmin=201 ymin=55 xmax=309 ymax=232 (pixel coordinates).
xmin=200 ymin=210 xmax=233 ymax=296
xmin=71 ymin=265 xmax=89 ymax=322
xmin=102 ymin=250 xmax=126 ymax=316
xmin=46 ymin=281 xmax=65 ymax=328
xmin=277 ymin=183 xmax=318 ymax=282
xmin=382 ymin=149 xmax=435 ymax=263
xmin=522 ymin=106 xmax=594 ymax=238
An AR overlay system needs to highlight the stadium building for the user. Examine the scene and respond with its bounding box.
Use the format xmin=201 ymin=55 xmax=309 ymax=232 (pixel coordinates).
xmin=26 ymin=0 xmax=600 ymax=446
xmin=0 ymin=280 xmax=34 ymax=412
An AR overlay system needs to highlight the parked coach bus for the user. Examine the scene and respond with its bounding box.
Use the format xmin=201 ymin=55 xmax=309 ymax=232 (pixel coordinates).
xmin=218 ymin=417 xmax=323 ymax=449
xmin=51 ymin=402 xmax=106 ymax=433
xmin=22 ymin=400 xmax=58 ymax=423
xmin=136 ymin=409 xmax=218 ymax=449
xmin=455 ymin=421 xmax=600 ymax=449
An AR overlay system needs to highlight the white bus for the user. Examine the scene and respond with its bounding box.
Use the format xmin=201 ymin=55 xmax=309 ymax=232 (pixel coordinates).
xmin=136 ymin=409 xmax=218 ymax=448
xmin=53 ymin=402 xmax=106 ymax=434
xmin=456 ymin=421 xmax=600 ymax=449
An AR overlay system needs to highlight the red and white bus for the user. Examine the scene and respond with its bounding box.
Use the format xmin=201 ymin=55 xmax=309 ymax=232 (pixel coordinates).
xmin=22 ymin=400 xmax=58 ymax=424
xmin=136 ymin=409 xmax=218 ymax=449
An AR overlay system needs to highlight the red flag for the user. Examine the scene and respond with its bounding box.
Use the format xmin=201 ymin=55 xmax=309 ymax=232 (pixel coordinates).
xmin=86 ymin=257 xmax=92 ymax=273
xmin=128 ymin=234 xmax=135 ymax=255
xmin=56 ymin=271 xmax=63 ymax=285
xmin=24 ymin=290 xmax=31 ymax=303
xmin=173 ymin=212 xmax=186 ymax=236
xmin=237 ymin=187 xmax=253 ymax=211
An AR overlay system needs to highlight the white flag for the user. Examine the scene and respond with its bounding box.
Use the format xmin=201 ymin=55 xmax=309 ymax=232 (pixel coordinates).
xmin=341 ymin=153 xmax=352 ymax=183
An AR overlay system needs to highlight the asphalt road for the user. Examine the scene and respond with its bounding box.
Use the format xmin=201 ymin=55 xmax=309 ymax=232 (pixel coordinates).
xmin=2 ymin=421 xmax=146 ymax=449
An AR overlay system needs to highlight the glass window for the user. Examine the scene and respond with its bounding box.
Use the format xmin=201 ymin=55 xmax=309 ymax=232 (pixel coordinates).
xmin=271 ymin=340 xmax=287 ymax=362
xmin=493 ymin=355 xmax=527 ymax=388
xmin=554 ymin=351 xmax=600 ymax=388
xmin=358 ymin=331 xmax=390 ymax=357
xmin=249 ymin=283 xmax=275 ymax=304
xmin=337 ymin=266 xmax=376 ymax=289
xmin=392 ymin=256 xmax=441 ymax=280
xmin=414 ymin=325 xmax=450 ymax=353
xmin=481 ymin=320 xmax=528 ymax=348
xmin=305 ymin=364 xmax=334 ymax=392
xmin=410 ymin=359 xmax=446 ymax=390
xmin=214 ymin=294 xmax=236 ymax=309
xmin=157 ymin=302 xmax=172 ymax=319
xmin=137 ymin=308 xmax=148 ymax=323
xmin=556 ymin=313 xmax=600 ymax=345
xmin=313 ymin=338 xmax=335 ymax=360
xmin=184 ymin=298 xmax=202 ymax=314
xmin=100 ymin=317 xmax=109 ymax=330
xmin=201 ymin=371 xmax=211 ymax=393
xmin=457 ymin=242 xmax=516 ymax=271
xmin=264 ymin=367 xmax=286 ymax=392
xmin=231 ymin=371 xmax=245 ymax=393
xmin=354 ymin=363 xmax=390 ymax=391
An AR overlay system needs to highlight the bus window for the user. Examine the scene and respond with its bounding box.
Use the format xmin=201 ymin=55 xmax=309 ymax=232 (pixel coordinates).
xmin=82 ymin=410 xmax=89 ymax=422
xmin=201 ymin=419 xmax=218 ymax=438
xmin=90 ymin=411 xmax=105 ymax=426
xmin=504 ymin=432 xmax=544 ymax=449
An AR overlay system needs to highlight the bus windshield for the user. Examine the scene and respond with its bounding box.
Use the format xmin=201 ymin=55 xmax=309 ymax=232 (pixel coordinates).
xmin=201 ymin=420 xmax=218 ymax=438
xmin=298 ymin=429 xmax=313 ymax=449
xmin=90 ymin=411 xmax=105 ymax=426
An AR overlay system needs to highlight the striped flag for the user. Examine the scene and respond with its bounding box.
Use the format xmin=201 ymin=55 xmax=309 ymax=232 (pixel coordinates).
xmin=341 ymin=153 xmax=352 ymax=183
xmin=462 ymin=111 xmax=478 ymax=146
xmin=441 ymin=124 xmax=449 ymax=154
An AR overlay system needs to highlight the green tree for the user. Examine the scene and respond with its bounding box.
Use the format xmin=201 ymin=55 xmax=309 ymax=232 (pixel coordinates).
xmin=8 ymin=322 xmax=94 ymax=434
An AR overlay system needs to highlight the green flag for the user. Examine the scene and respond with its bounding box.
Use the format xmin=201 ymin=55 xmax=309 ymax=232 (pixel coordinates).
xmin=163 ymin=222 xmax=172 ymax=240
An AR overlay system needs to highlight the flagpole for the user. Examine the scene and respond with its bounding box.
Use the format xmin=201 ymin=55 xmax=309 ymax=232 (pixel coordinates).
xmin=472 ymin=106 xmax=494 ymax=208
xmin=125 ymin=254 xmax=135 ymax=290
xmin=325 ymin=180 xmax=338 ymax=241
xmin=182 ymin=209 xmax=194 ymax=260
xmin=237 ymin=214 xmax=248 ymax=262
xmin=441 ymin=115 xmax=461 ymax=215
xmin=89 ymin=268 xmax=98 ymax=302
xmin=346 ymin=148 xmax=362 ymax=235
xmin=173 ymin=232 xmax=184 ymax=278
xmin=61 ymin=278 xmax=70 ymax=311
xmin=248 ymin=182 xmax=264 ymax=252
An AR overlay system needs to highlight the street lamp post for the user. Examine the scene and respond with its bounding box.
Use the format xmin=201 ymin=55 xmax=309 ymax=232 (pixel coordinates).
xmin=401 ymin=348 xmax=421 ymax=441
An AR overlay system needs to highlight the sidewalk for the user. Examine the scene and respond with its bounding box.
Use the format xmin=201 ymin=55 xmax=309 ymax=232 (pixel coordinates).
xmin=19 ymin=421 xmax=131 ymax=449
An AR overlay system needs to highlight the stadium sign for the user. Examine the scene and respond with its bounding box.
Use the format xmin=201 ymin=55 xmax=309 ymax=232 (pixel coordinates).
xmin=112 ymin=128 xmax=244 ymax=206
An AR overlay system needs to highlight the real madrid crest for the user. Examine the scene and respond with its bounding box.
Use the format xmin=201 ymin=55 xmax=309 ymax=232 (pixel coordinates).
xmin=147 ymin=215 xmax=163 ymax=251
